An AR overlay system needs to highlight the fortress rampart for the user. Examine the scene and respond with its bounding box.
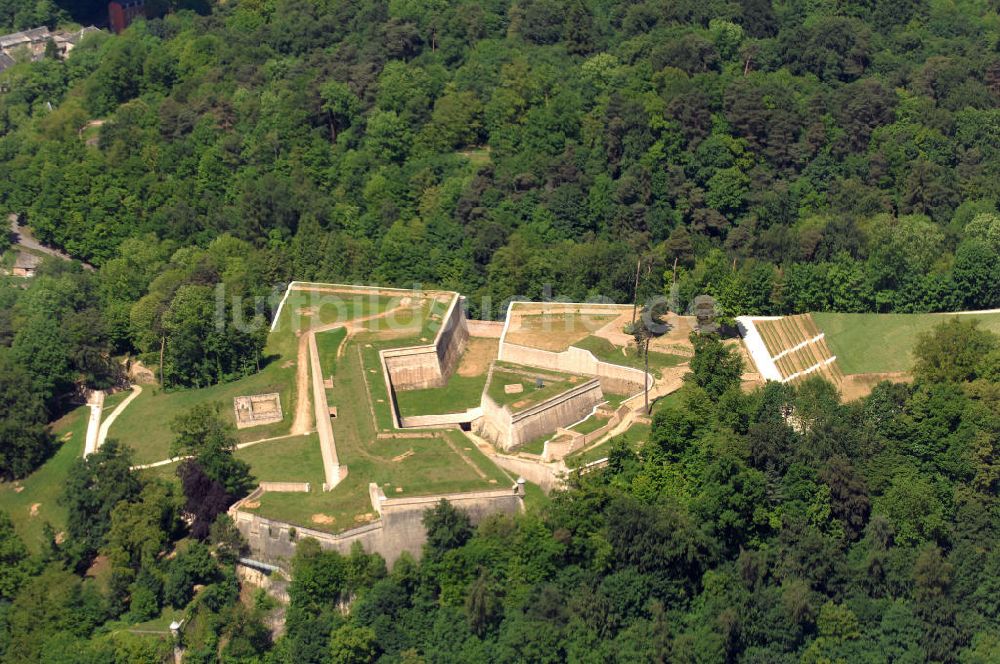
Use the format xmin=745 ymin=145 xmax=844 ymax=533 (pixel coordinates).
xmin=232 ymin=484 xmax=525 ymax=568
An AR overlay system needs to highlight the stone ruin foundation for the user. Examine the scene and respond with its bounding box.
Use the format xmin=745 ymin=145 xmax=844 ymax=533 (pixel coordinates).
xmin=234 ymin=393 xmax=283 ymax=429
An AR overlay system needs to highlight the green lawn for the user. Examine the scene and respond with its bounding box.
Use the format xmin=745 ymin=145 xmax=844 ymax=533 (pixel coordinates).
xmin=108 ymin=288 xmax=305 ymax=464
xmin=277 ymin=290 xmax=400 ymax=329
xmin=316 ymin=327 xmax=347 ymax=373
xmin=395 ymin=373 xmax=488 ymax=416
xmin=109 ymin=369 xmax=296 ymax=465
xmin=571 ymin=413 xmax=611 ymax=435
xmin=486 ymin=365 xmax=587 ymax=412
xmin=573 ymin=335 xmax=687 ymax=377
xmin=249 ymin=431 xmax=510 ymax=533
xmin=236 ymin=434 xmax=326 ymax=485
xmin=519 ymin=433 xmax=552 ymax=455
xmin=0 ymin=406 xmax=88 ymax=551
xmin=812 ymin=312 xmax=1000 ymax=374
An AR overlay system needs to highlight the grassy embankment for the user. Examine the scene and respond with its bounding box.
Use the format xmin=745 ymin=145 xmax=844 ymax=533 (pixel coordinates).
xmin=813 ymin=312 xmax=1000 ymax=374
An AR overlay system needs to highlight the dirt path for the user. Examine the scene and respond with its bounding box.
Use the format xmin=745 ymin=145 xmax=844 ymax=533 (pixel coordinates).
xmin=96 ymin=386 xmax=142 ymax=453
xmin=130 ymin=431 xmax=305 ymax=470
xmin=291 ymin=333 xmax=312 ymax=435
xmin=7 ymin=215 xmax=95 ymax=270
xmin=591 ymin=311 xmax=635 ymax=347
xmin=286 ymin=297 xmax=425 ymax=464
xmin=83 ymin=391 xmax=105 ymax=457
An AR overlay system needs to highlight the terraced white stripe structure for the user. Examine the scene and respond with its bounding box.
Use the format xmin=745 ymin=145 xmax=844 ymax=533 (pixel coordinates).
xmin=783 ymin=356 xmax=838 ymax=383
xmin=771 ymin=333 xmax=826 ymax=362
xmin=737 ymin=315 xmax=841 ymax=385
xmin=736 ymin=316 xmax=783 ymax=382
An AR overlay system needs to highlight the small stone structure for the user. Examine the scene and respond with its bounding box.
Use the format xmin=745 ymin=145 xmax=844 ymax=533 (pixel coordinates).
xmin=233 ymin=393 xmax=283 ymax=429
xmin=11 ymin=252 xmax=40 ymax=278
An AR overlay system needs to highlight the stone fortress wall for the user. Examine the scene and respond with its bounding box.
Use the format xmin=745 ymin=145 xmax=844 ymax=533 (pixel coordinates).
xmin=475 ymin=361 xmax=605 ymax=452
xmin=232 ymin=482 xmax=525 ymax=569
xmin=497 ymin=301 xmax=654 ymax=396
xmin=382 ymin=292 xmax=469 ymax=391
xmin=243 ymin=285 xmax=654 ymax=569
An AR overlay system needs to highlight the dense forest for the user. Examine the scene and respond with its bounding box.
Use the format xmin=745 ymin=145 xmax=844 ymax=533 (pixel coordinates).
xmin=3 ymin=0 xmax=1000 ymax=661
xmin=2 ymin=0 xmax=1000 ymax=319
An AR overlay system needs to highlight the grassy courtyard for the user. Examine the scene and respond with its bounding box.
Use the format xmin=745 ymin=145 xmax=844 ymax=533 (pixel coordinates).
xmin=813 ymin=312 xmax=1000 ymax=374
xmin=566 ymin=421 xmax=651 ymax=467
xmin=393 ymin=337 xmax=498 ymax=417
xmin=235 ymin=434 xmax=326 ymax=485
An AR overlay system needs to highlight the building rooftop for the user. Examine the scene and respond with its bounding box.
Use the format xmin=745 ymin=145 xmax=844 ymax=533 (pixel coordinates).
xmin=0 ymin=27 xmax=51 ymax=49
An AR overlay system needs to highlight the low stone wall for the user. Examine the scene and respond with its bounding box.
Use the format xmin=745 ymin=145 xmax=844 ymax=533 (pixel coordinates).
xmin=259 ymin=481 xmax=311 ymax=492
xmin=542 ymin=403 xmax=631 ymax=461
xmin=232 ymin=485 xmax=525 ymax=568
xmin=376 ymin=431 xmax=438 ymax=440
xmin=466 ymin=319 xmax=504 ymax=338
xmin=476 ymin=378 xmax=604 ymax=452
xmin=309 ymin=331 xmax=344 ymax=490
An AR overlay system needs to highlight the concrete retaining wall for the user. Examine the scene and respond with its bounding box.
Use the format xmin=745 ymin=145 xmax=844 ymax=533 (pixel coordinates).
xmin=232 ymin=486 xmax=524 ymax=568
xmin=542 ymin=403 xmax=631 ymax=461
xmin=509 ymin=379 xmax=604 ymax=448
xmin=490 ymin=454 xmax=565 ymax=494
xmin=382 ymin=346 xmax=444 ymax=392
